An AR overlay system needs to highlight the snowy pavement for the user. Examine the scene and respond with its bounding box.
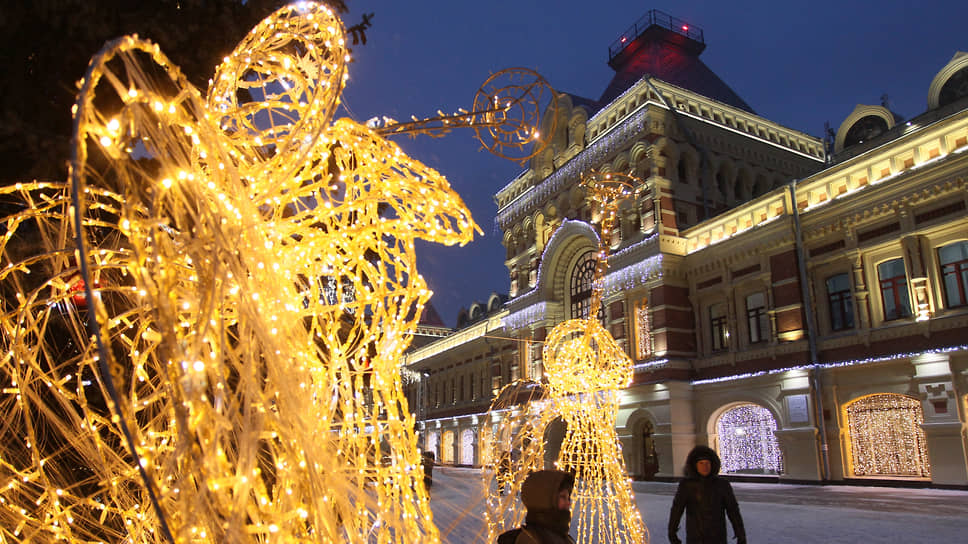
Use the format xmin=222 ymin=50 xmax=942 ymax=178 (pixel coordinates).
xmin=427 ymin=467 xmax=968 ymax=543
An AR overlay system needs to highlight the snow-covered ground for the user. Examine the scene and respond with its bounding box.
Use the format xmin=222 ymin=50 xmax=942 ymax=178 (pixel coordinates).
xmin=428 ymin=467 xmax=968 ymax=543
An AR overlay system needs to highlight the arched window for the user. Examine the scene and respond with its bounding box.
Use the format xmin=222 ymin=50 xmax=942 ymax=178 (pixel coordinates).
xmin=752 ymin=174 xmax=770 ymax=197
xmin=845 ymin=394 xmax=930 ymax=477
xmin=843 ymin=115 xmax=888 ymax=148
xmin=734 ymin=169 xmax=753 ymax=201
xmin=716 ymin=168 xmax=729 ymax=200
xmin=938 ymin=66 xmax=968 ymax=107
xmin=677 ymin=157 xmax=689 ymax=185
xmin=715 ymin=404 xmax=783 ymax=475
xmin=441 ymin=431 xmax=455 ymax=464
xmin=460 ymin=429 xmax=476 ymax=465
xmin=426 ymin=431 xmax=440 ymax=462
xmin=570 ymin=251 xmax=597 ymax=319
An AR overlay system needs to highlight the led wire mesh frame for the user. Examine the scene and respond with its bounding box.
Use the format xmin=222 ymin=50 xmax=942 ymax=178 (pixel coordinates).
xmin=483 ymin=171 xmax=648 ymax=544
xmin=0 ymin=1 xmax=559 ymax=542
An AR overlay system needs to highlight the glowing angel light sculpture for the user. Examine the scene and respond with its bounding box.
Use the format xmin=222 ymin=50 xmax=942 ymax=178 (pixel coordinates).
xmin=484 ymin=171 xmax=648 ymax=544
xmin=0 ymin=1 xmax=563 ymax=541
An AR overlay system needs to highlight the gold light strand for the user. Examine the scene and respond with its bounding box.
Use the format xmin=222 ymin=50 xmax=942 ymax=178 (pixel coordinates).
xmin=372 ymin=68 xmax=557 ymax=164
xmin=635 ymin=297 xmax=652 ymax=360
xmin=1 ymin=2 xmax=559 ymax=540
xmin=483 ymin=171 xmax=647 ymax=544
xmin=0 ymin=1 xmax=517 ymax=541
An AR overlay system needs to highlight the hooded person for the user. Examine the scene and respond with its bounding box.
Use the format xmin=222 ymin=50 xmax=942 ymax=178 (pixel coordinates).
xmin=668 ymin=445 xmax=746 ymax=544
xmin=498 ymin=469 xmax=576 ymax=544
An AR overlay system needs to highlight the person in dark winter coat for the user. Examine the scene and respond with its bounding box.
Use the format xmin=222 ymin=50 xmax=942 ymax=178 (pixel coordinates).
xmin=498 ymin=469 xmax=576 ymax=544
xmin=668 ymin=445 xmax=746 ymax=544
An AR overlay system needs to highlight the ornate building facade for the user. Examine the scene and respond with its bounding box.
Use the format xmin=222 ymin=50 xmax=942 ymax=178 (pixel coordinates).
xmin=403 ymin=11 xmax=968 ymax=485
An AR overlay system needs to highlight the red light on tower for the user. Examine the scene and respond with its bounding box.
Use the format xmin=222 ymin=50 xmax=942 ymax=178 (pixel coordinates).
xmin=621 ymin=36 xmax=627 ymax=43
xmin=681 ymin=25 xmax=689 ymax=32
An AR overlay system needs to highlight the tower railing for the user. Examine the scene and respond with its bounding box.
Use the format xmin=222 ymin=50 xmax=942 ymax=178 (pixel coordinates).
xmin=607 ymin=9 xmax=704 ymax=61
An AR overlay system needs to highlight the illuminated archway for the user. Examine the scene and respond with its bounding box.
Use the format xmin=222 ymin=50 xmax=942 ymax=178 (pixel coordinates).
xmin=442 ymin=430 xmax=456 ymax=464
xmin=715 ymin=403 xmax=783 ymax=475
xmin=844 ymin=393 xmax=931 ymax=478
xmin=426 ymin=431 xmax=440 ymax=462
xmin=460 ymin=428 xmax=476 ymax=465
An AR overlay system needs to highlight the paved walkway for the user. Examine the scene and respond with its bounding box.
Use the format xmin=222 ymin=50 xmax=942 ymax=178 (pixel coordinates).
xmin=634 ymin=479 xmax=968 ymax=516
xmin=429 ymin=467 xmax=968 ymax=543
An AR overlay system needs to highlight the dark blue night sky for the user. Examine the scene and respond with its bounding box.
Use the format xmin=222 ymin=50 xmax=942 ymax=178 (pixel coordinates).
xmin=338 ymin=0 xmax=968 ymax=327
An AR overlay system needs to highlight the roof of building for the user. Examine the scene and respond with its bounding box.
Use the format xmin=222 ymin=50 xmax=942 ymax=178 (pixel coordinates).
xmin=598 ymin=11 xmax=754 ymax=113
xmin=417 ymin=302 xmax=446 ymax=328
xmin=566 ymin=92 xmax=604 ymax=117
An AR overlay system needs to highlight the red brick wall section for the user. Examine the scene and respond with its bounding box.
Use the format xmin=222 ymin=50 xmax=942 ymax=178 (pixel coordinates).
xmin=772 ymin=282 xmax=802 ymax=308
xmin=774 ymin=307 xmax=804 ymax=334
xmin=769 ymin=250 xmax=805 ymax=336
xmin=662 ymin=330 xmax=697 ymax=354
xmin=651 ymin=307 xmax=694 ymax=330
xmin=650 ymin=284 xmax=690 ymax=307
xmin=770 ymin=250 xmax=799 ymax=282
xmin=609 ymin=300 xmax=625 ymax=320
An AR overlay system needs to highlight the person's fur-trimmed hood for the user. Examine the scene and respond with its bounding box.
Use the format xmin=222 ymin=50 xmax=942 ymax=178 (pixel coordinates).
xmin=684 ymin=445 xmax=721 ymax=478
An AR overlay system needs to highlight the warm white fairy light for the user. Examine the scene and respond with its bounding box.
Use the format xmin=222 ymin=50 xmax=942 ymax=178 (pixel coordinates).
xmin=484 ymin=171 xmax=647 ymax=544
xmin=635 ymin=297 xmax=652 ymax=360
xmin=845 ymin=394 xmax=931 ymax=477
xmin=1 ymin=2 xmax=489 ymax=542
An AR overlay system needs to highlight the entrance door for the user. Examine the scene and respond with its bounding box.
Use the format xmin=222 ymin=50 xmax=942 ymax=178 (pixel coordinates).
xmin=641 ymin=420 xmax=658 ymax=480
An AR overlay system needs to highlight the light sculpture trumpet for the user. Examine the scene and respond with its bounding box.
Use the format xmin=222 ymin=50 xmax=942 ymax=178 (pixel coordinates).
xmin=0 ymin=2 xmax=555 ymax=542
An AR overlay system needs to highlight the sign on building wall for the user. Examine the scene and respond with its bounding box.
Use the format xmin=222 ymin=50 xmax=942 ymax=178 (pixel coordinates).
xmin=786 ymin=394 xmax=810 ymax=424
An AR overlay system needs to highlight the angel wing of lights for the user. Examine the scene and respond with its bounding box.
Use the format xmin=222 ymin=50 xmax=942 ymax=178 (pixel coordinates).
xmin=0 ymin=2 xmax=509 ymax=542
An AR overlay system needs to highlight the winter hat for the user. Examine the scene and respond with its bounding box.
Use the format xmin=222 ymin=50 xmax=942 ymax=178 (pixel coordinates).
xmin=521 ymin=470 xmax=575 ymax=512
